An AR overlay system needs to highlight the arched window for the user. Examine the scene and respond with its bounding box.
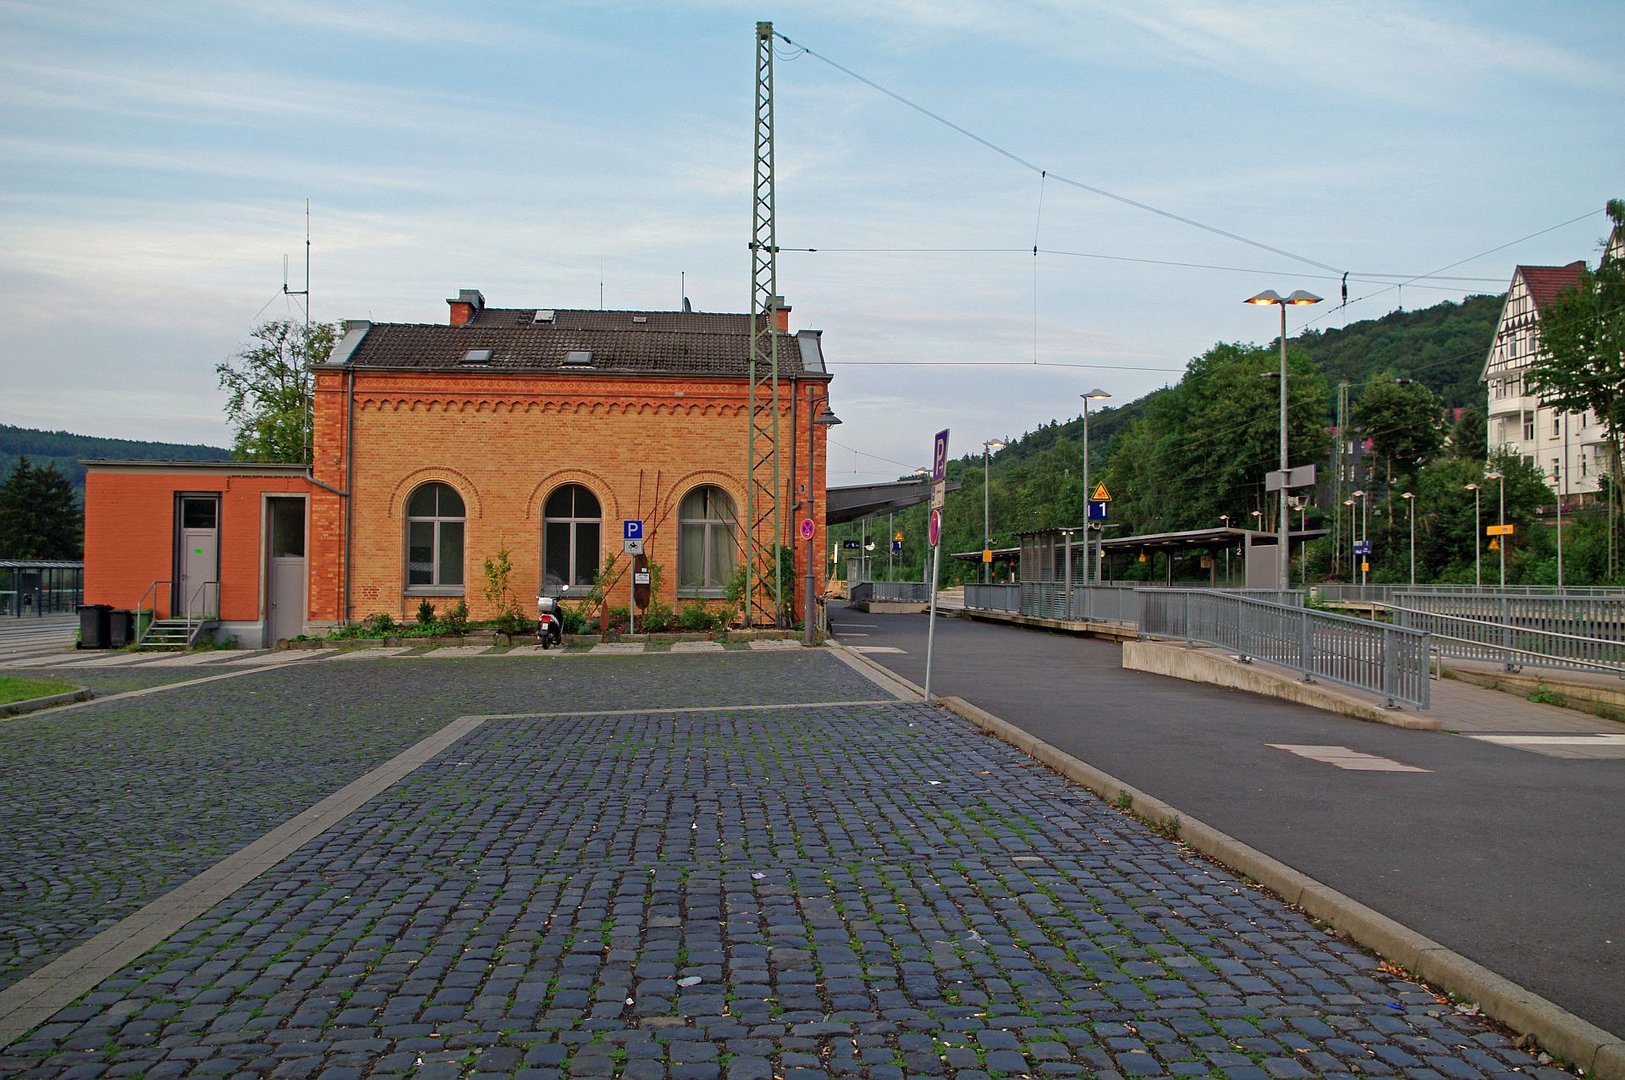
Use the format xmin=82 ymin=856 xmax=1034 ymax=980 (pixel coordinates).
xmin=406 ymin=482 xmax=465 ymax=589
xmin=543 ymin=484 xmax=602 ymax=592
xmin=678 ymin=485 xmax=738 ymax=596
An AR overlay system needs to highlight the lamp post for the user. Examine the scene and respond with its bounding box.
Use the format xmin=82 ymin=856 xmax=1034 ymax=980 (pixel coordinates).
xmin=803 ymin=394 xmax=841 ymax=645
xmin=1219 ymin=515 xmax=1230 ymax=585
xmin=1081 ymin=389 xmax=1111 ymax=586
xmin=1550 ymin=467 xmax=1564 ymax=590
xmin=1246 ymin=289 xmax=1322 ymax=591
xmin=1352 ymin=489 xmax=1368 ymax=587
xmin=982 ymin=439 xmax=1007 ymax=584
xmin=1486 ymin=469 xmax=1506 ymax=589
xmin=1462 ymin=483 xmax=1482 ymax=588
xmin=1400 ymin=491 xmax=1415 ymax=587
xmin=1342 ymin=498 xmax=1355 ymax=580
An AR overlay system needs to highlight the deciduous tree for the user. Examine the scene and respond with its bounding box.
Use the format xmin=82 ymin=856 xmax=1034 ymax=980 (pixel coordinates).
xmin=217 ymin=320 xmax=338 ymax=462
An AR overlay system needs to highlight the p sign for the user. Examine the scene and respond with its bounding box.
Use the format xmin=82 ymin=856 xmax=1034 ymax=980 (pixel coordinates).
xmin=623 ymin=519 xmax=644 ymax=541
xmin=931 ymin=429 xmax=950 ymax=482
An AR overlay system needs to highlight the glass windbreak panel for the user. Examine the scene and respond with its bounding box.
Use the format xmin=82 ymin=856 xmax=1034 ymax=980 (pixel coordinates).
xmin=182 ymin=498 xmax=218 ymax=529
xmin=269 ymin=500 xmax=304 ymax=557
xmin=574 ymin=522 xmax=601 ymax=584
xmin=408 ymin=521 xmax=435 ymax=585
xmin=438 ymin=522 xmax=464 ymax=586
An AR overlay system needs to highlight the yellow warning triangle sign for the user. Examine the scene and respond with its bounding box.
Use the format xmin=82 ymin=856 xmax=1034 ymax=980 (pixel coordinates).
xmin=1091 ymin=482 xmax=1112 ymax=502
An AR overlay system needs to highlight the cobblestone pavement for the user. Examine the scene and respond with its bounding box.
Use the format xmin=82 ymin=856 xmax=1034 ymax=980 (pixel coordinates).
xmin=0 ymin=653 xmax=880 ymax=993
xmin=0 ymin=653 xmax=1566 ymax=1078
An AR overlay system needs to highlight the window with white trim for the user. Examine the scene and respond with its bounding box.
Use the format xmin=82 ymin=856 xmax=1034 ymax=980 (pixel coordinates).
xmin=678 ymin=486 xmax=738 ymax=596
xmin=543 ymin=484 xmax=602 ymax=593
xmin=406 ymin=482 xmax=465 ymax=590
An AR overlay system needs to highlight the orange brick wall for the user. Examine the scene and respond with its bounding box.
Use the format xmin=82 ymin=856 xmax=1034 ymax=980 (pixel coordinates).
xmin=84 ymin=470 xmax=310 ymax=621
xmin=310 ymin=368 xmax=833 ymax=625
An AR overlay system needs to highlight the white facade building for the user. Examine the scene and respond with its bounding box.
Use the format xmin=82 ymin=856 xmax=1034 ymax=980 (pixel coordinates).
xmin=1481 ymin=260 xmax=1608 ymax=500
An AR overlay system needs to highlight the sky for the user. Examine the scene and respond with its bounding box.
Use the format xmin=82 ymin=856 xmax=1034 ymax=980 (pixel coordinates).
xmin=2 ymin=0 xmax=1621 ymax=483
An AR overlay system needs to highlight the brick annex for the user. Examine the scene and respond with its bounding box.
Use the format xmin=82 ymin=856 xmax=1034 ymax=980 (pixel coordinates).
xmin=83 ymin=290 xmax=836 ymax=647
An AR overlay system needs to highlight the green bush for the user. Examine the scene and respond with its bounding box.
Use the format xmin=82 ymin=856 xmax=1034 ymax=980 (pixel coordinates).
xmin=416 ymin=599 xmax=437 ymax=626
xmin=679 ymin=603 xmax=717 ymax=632
xmin=561 ymin=607 xmax=588 ymax=634
xmin=640 ymin=602 xmax=675 ymax=633
xmin=440 ymin=600 xmax=470 ymax=636
xmin=492 ymin=610 xmax=532 ymax=637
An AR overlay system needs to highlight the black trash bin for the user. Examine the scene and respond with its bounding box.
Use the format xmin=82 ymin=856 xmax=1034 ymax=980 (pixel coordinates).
xmin=78 ymin=604 xmax=111 ymax=649
xmin=108 ymin=610 xmax=133 ymax=648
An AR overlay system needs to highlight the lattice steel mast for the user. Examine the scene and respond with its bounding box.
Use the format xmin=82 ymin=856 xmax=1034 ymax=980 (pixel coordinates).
xmin=744 ymin=20 xmax=783 ymax=627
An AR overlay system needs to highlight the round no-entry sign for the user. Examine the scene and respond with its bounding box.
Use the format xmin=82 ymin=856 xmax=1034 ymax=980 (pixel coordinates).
xmin=928 ymin=508 xmax=942 ymax=547
xmin=799 ymin=517 xmax=814 ymax=541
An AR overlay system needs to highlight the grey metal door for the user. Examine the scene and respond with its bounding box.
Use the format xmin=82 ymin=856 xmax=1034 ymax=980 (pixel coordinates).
xmin=266 ymin=497 xmax=306 ymax=645
xmin=178 ymin=496 xmax=219 ymax=617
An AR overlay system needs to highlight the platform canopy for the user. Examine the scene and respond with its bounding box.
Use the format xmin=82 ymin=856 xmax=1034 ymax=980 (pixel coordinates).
xmin=825 ymin=479 xmax=959 ymax=525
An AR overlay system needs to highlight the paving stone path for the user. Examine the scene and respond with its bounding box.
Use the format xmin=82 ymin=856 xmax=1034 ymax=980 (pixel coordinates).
xmin=0 ymin=653 xmax=1570 ymax=1077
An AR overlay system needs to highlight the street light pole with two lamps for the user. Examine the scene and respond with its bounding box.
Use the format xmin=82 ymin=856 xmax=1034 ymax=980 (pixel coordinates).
xmin=1465 ymin=483 xmax=1482 ymax=588
xmin=1352 ymin=489 xmax=1368 ymax=587
xmin=1400 ymin=491 xmax=1415 ymax=587
xmin=1081 ymin=389 xmax=1111 ymax=586
xmin=1245 ymin=289 xmax=1322 ymax=591
xmin=982 ymin=439 xmax=1006 ymax=584
xmin=802 ymin=394 xmax=841 ymax=645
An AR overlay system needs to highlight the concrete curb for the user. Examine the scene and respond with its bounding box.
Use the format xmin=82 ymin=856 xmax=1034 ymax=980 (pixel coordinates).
xmin=937 ymin=693 xmax=1625 ymax=1079
xmin=0 ymin=687 xmax=92 ymax=718
xmin=1123 ymin=638 xmax=1440 ymax=730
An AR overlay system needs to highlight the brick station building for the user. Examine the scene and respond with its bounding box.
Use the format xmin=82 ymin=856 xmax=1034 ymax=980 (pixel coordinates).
xmin=82 ymin=290 xmax=836 ymax=647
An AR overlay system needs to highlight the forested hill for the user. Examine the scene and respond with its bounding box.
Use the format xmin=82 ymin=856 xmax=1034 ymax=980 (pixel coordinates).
xmin=1293 ymin=292 xmax=1503 ymax=410
xmin=972 ymin=291 xmax=1503 ymax=477
xmin=0 ymin=424 xmax=230 ymax=493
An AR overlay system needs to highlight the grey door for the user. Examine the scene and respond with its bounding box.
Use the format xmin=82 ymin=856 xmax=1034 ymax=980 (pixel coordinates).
xmin=177 ymin=496 xmax=220 ymax=617
xmin=266 ymin=497 xmax=306 ymax=645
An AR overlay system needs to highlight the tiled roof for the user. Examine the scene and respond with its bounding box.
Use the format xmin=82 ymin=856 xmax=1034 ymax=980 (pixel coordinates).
xmin=337 ymin=308 xmax=820 ymax=378
xmin=1517 ymin=262 xmax=1586 ymax=311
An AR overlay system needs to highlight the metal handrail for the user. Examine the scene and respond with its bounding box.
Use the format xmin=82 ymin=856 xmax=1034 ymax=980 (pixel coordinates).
xmin=1391 ymin=604 xmax=1625 ymax=678
xmin=135 ymin=579 xmax=170 ymax=645
xmin=1141 ymin=589 xmax=1431 ymax=709
xmin=135 ymin=579 xmax=219 ymax=647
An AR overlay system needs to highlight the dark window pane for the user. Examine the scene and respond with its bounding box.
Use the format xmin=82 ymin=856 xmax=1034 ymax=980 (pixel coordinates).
xmin=574 ymin=522 xmax=600 ymax=584
xmin=575 ymin=488 xmax=601 ymax=517
xmin=544 ymin=521 xmax=571 ymax=591
xmin=269 ymin=500 xmax=304 ymax=558
xmin=439 ymin=522 xmax=463 ymax=586
xmin=437 ymin=485 xmax=465 ymax=517
xmin=408 ymin=485 xmax=438 ymax=517
xmin=544 ymin=487 xmax=574 ymax=518
xmin=408 ymin=521 xmax=434 ymax=585
xmin=182 ymin=498 xmax=217 ymax=530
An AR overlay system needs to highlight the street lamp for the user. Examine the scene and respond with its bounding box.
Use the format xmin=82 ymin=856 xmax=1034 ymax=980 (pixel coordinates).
xmin=982 ymin=439 xmax=1007 ymax=584
xmin=1342 ymin=497 xmax=1356 ymax=580
xmin=1246 ymin=288 xmax=1323 ymax=591
xmin=1465 ymin=483 xmax=1481 ymax=589
xmin=803 ymin=395 xmax=841 ymax=645
xmin=1400 ymin=491 xmax=1415 ymax=587
xmin=1549 ymin=467 xmax=1565 ymax=590
xmin=1081 ymin=389 xmax=1111 ymax=586
xmin=1352 ymin=489 xmax=1368 ymax=587
xmin=1486 ymin=469 xmax=1506 ymax=589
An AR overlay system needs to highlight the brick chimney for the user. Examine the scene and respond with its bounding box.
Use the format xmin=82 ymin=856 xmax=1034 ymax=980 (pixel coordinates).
xmin=447 ymin=288 xmax=486 ymax=326
xmin=773 ymin=295 xmax=791 ymax=333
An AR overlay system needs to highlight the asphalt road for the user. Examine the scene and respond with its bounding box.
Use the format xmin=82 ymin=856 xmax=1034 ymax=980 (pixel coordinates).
xmin=829 ymin=602 xmax=1625 ymax=1041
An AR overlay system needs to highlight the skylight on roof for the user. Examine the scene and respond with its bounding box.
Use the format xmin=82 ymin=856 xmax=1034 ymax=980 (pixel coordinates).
xmin=563 ymin=350 xmax=593 ymax=366
xmin=462 ymin=349 xmax=494 ymax=364
xmin=534 ymin=310 xmax=555 ymax=323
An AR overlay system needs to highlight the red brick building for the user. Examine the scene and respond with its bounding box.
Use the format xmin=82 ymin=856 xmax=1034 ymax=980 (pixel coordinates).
xmin=83 ymin=290 xmax=836 ymax=646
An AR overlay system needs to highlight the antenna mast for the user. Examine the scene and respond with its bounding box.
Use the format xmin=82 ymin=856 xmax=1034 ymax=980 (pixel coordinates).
xmin=744 ymin=20 xmax=784 ymax=627
xmin=281 ymin=200 xmax=313 ymax=463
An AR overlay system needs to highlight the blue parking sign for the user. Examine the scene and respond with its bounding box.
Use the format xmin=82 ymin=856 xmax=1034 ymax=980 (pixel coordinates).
xmin=624 ymin=520 xmax=643 ymax=541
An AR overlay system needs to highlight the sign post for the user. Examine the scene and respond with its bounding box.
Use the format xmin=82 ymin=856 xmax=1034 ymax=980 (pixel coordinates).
xmin=924 ymin=429 xmax=949 ymax=701
xmin=623 ymin=521 xmax=644 ymax=634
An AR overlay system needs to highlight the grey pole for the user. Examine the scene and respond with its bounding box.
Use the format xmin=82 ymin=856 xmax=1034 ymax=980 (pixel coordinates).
xmin=1080 ymin=390 xmax=1110 ymax=591
xmin=1488 ymin=470 xmax=1506 ymax=588
xmin=804 ymin=397 xmax=840 ymax=646
xmin=1402 ymin=492 xmax=1415 ymax=586
xmin=1277 ymin=301 xmax=1290 ymax=593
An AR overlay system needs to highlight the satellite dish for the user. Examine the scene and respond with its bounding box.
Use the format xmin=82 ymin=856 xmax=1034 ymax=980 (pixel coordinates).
xmin=682 ymin=296 xmax=692 ymax=313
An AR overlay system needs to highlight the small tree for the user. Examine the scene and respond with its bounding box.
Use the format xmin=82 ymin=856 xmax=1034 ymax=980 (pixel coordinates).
xmin=217 ymin=320 xmax=338 ymax=463
xmin=0 ymin=457 xmax=82 ymax=559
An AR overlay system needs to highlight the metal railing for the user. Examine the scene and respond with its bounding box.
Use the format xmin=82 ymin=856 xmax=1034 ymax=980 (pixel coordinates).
xmin=1391 ymin=595 xmax=1625 ymax=678
xmin=965 ymin=582 xmax=1301 ymax=624
xmin=1317 ymin=583 xmax=1625 ymax=605
xmin=135 ymin=579 xmax=220 ymax=647
xmin=1142 ymin=589 xmax=1432 ymax=709
xmin=853 ymin=581 xmax=932 ymax=603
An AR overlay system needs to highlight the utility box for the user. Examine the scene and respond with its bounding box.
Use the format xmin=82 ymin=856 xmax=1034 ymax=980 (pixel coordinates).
xmin=78 ymin=604 xmax=111 ymax=649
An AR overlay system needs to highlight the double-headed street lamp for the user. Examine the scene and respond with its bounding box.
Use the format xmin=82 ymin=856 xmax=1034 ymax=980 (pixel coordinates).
xmin=1400 ymin=491 xmax=1416 ymax=587
xmin=1081 ymin=389 xmax=1111 ymax=585
xmin=981 ymin=439 xmax=1007 ymax=584
xmin=802 ymin=395 xmax=841 ymax=645
xmin=1351 ymin=489 xmax=1368 ymax=586
xmin=1465 ymin=483 xmax=1482 ymax=588
xmin=1246 ymin=289 xmax=1322 ymax=591
xmin=1486 ymin=469 xmax=1506 ymax=588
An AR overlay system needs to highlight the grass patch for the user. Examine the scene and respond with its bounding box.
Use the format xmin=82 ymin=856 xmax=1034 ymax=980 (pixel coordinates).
xmin=0 ymin=674 xmax=77 ymax=707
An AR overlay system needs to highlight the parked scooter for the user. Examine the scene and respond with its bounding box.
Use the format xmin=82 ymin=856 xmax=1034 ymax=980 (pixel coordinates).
xmin=536 ymin=585 xmax=567 ymax=649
